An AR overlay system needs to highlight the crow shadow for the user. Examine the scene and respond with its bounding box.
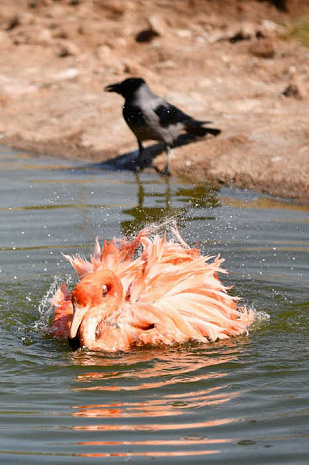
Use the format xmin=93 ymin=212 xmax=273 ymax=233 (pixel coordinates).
xmin=91 ymin=131 xmax=220 ymax=172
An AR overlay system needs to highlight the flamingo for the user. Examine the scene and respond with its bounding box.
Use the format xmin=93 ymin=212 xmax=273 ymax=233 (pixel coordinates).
xmin=50 ymin=224 xmax=254 ymax=351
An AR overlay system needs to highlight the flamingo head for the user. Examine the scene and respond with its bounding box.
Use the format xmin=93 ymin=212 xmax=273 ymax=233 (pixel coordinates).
xmin=69 ymin=269 xmax=124 ymax=344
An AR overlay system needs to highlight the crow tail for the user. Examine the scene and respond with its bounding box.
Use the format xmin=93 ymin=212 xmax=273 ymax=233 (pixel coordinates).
xmin=185 ymin=123 xmax=221 ymax=137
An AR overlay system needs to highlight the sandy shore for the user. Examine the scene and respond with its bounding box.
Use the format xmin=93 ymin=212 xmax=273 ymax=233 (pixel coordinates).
xmin=0 ymin=0 xmax=308 ymax=201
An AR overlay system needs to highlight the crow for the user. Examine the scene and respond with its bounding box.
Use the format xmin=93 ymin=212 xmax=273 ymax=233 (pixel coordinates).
xmin=105 ymin=77 xmax=221 ymax=175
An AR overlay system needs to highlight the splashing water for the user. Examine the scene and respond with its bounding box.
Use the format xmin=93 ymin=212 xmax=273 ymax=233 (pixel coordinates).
xmin=35 ymin=275 xmax=75 ymax=334
xmin=1 ymin=147 xmax=308 ymax=464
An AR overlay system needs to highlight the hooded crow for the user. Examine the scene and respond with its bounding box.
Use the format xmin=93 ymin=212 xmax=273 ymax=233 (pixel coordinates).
xmin=105 ymin=77 xmax=221 ymax=175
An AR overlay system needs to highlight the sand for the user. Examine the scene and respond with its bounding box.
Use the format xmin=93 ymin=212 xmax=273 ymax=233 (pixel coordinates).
xmin=0 ymin=0 xmax=308 ymax=201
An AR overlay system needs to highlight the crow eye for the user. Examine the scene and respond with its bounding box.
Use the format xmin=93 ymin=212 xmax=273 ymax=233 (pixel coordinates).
xmin=102 ymin=284 xmax=109 ymax=297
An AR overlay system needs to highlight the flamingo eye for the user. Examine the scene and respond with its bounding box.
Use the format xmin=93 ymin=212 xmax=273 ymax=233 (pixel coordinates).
xmin=102 ymin=284 xmax=109 ymax=297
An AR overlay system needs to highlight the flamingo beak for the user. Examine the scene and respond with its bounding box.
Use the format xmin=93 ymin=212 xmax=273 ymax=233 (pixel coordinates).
xmin=69 ymin=304 xmax=88 ymax=339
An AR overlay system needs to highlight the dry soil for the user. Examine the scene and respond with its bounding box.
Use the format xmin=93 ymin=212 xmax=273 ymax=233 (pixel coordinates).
xmin=0 ymin=0 xmax=308 ymax=201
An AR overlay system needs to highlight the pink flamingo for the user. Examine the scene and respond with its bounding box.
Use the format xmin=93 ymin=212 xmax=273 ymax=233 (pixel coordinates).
xmin=50 ymin=224 xmax=254 ymax=351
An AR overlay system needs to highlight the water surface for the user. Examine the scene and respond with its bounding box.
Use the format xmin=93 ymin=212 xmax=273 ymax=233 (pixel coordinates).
xmin=1 ymin=146 xmax=308 ymax=464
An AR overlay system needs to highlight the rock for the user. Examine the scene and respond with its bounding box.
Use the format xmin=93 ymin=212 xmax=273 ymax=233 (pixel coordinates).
xmin=155 ymin=60 xmax=177 ymax=69
xmin=45 ymin=5 xmax=67 ymax=19
xmin=210 ymin=20 xmax=282 ymax=46
xmin=96 ymin=45 xmax=121 ymax=68
xmin=206 ymin=30 xmax=228 ymax=44
xmin=148 ymin=15 xmax=167 ymax=36
xmin=282 ymin=84 xmax=303 ymax=100
xmin=11 ymin=25 xmax=53 ymax=46
xmin=249 ymin=38 xmax=275 ymax=58
xmin=52 ymin=28 xmax=70 ymax=40
xmin=175 ymin=29 xmax=192 ymax=38
xmin=230 ymin=22 xmax=256 ymax=42
xmin=120 ymin=59 xmax=154 ymax=80
xmin=260 ymin=19 xmax=284 ymax=36
xmin=56 ymin=40 xmax=81 ymax=57
xmin=34 ymin=27 xmax=53 ymax=46
xmin=230 ymin=30 xmax=252 ymax=43
xmin=28 ymin=0 xmax=53 ymax=7
xmin=286 ymin=65 xmax=297 ymax=76
xmin=52 ymin=68 xmax=80 ymax=81
xmin=122 ymin=59 xmax=145 ymax=75
xmin=9 ymin=12 xmax=35 ymax=28
xmin=207 ymin=22 xmax=256 ymax=44
xmin=96 ymin=45 xmax=112 ymax=61
xmin=6 ymin=15 xmax=21 ymax=31
xmin=136 ymin=29 xmax=160 ymax=43
xmin=103 ymin=0 xmax=126 ymax=17
xmin=136 ymin=14 xmax=166 ymax=43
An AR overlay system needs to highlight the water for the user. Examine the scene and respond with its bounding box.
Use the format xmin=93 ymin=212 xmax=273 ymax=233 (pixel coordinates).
xmin=0 ymin=146 xmax=308 ymax=464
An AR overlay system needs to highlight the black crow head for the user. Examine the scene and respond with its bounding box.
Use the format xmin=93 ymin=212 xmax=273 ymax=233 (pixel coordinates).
xmin=104 ymin=77 xmax=146 ymax=98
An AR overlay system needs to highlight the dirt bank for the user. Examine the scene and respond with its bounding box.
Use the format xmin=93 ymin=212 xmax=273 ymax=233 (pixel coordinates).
xmin=0 ymin=0 xmax=308 ymax=201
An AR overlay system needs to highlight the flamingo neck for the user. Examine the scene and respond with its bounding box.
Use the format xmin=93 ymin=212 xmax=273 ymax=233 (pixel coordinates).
xmin=78 ymin=292 xmax=123 ymax=350
xmin=70 ymin=269 xmax=125 ymax=350
xmin=79 ymin=308 xmax=103 ymax=349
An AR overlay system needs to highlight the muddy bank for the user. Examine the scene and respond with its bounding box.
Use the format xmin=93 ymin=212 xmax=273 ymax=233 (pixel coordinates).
xmin=0 ymin=0 xmax=308 ymax=201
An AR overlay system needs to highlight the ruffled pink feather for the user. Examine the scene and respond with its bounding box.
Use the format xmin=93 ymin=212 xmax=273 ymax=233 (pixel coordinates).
xmin=50 ymin=224 xmax=254 ymax=350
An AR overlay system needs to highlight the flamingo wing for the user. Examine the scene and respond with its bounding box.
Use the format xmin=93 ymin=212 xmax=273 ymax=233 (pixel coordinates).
xmin=123 ymin=230 xmax=254 ymax=344
xmin=50 ymin=282 xmax=73 ymax=337
xmin=49 ymin=223 xmax=254 ymax=350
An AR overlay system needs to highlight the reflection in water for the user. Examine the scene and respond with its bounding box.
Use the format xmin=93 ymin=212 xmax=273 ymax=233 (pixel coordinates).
xmin=223 ymin=195 xmax=309 ymax=213
xmin=77 ymin=438 xmax=228 ymax=445
xmin=71 ymin=352 xmax=239 ymax=394
xmin=73 ymin=418 xmax=234 ymax=432
xmin=121 ymin=173 xmax=174 ymax=237
xmin=70 ymin=345 xmax=242 ymax=458
xmin=2 ymin=148 xmax=309 ymax=464
xmin=176 ymin=185 xmax=221 ymax=210
xmin=76 ymin=450 xmax=221 ymax=458
xmin=121 ymin=173 xmax=220 ymax=236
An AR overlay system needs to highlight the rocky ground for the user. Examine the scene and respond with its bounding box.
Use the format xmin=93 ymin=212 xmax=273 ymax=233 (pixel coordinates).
xmin=0 ymin=0 xmax=308 ymax=201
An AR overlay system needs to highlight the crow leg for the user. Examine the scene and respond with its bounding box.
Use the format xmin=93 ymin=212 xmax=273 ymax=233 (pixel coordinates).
xmin=153 ymin=143 xmax=171 ymax=176
xmin=163 ymin=144 xmax=171 ymax=176
xmin=136 ymin=139 xmax=144 ymax=170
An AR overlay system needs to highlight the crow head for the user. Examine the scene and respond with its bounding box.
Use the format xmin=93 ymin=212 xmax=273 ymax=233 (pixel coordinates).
xmin=105 ymin=77 xmax=146 ymax=99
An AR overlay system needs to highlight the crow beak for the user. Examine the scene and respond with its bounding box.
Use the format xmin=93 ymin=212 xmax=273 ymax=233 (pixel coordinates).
xmin=104 ymin=82 xmax=121 ymax=93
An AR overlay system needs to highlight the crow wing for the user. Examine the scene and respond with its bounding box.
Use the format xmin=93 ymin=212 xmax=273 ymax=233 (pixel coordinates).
xmin=154 ymin=102 xmax=211 ymax=128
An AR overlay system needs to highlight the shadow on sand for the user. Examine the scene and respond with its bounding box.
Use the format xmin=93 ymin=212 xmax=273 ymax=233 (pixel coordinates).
xmin=90 ymin=132 xmax=220 ymax=172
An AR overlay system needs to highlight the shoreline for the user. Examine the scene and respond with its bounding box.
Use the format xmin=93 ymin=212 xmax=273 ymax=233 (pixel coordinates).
xmin=0 ymin=0 xmax=308 ymax=202
xmin=2 ymin=135 xmax=309 ymax=206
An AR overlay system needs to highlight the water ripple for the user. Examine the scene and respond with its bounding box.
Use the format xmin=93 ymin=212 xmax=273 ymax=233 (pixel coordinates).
xmin=1 ymin=147 xmax=309 ymax=463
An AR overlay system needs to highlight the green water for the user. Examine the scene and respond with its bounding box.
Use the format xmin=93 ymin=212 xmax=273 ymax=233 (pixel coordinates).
xmin=0 ymin=146 xmax=308 ymax=464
